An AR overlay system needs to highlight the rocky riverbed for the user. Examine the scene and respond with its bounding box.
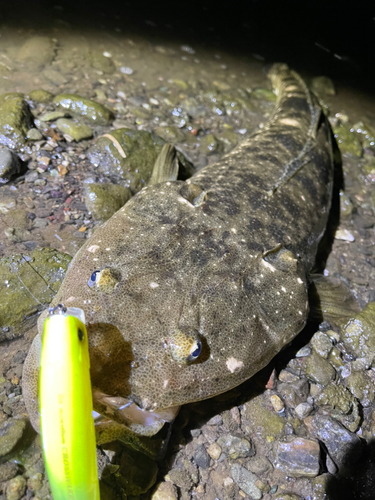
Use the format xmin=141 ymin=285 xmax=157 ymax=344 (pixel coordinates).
xmin=0 ymin=2 xmax=374 ymax=500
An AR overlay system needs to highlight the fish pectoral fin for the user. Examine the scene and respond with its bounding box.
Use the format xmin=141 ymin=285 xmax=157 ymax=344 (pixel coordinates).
xmin=308 ymin=274 xmax=361 ymax=327
xmin=149 ymin=143 xmax=179 ymax=185
xmin=179 ymin=182 xmax=207 ymax=206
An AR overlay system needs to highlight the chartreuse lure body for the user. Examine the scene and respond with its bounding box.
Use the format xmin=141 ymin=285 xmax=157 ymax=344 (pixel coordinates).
xmin=39 ymin=305 xmax=100 ymax=500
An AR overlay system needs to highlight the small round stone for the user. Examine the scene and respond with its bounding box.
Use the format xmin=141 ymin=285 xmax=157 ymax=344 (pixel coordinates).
xmin=207 ymin=442 xmax=222 ymax=460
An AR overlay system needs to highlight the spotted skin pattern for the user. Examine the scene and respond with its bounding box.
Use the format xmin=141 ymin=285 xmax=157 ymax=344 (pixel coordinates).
xmin=23 ymin=65 xmax=334 ymax=440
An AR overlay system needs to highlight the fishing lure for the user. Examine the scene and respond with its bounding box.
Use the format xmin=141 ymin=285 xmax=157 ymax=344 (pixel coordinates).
xmin=39 ymin=304 xmax=100 ymax=500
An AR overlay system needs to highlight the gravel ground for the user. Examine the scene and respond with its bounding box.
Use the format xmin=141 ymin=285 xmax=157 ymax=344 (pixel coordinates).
xmin=0 ymin=3 xmax=374 ymax=500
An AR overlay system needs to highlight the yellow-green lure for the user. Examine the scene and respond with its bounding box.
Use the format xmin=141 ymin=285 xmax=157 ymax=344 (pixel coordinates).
xmin=39 ymin=304 xmax=100 ymax=500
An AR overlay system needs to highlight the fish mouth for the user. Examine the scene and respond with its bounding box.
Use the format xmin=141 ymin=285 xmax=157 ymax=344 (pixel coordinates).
xmin=92 ymin=388 xmax=180 ymax=431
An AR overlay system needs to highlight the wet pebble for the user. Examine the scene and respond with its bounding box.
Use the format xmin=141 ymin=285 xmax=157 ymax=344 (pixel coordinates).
xmin=151 ymin=481 xmax=178 ymax=500
xmin=275 ymin=437 xmax=320 ymax=477
xmin=84 ymin=182 xmax=131 ymax=222
xmin=0 ymin=418 xmax=28 ymax=459
xmin=206 ymin=442 xmax=222 ymax=460
xmin=26 ymin=128 xmax=43 ymax=141
xmin=335 ymin=229 xmax=355 ymax=242
xmin=0 ymin=147 xmax=21 ymax=183
xmin=193 ymin=444 xmax=211 ymax=469
xmin=168 ymin=469 xmax=194 ymax=490
xmin=5 ymin=475 xmax=27 ymax=500
xmin=27 ymin=472 xmax=43 ymax=492
xmin=231 ymin=464 xmax=262 ymax=499
xmin=305 ymin=414 xmax=362 ymax=468
xmin=56 ymin=118 xmax=93 ymax=141
xmin=305 ymin=352 xmax=336 ymax=386
xmin=53 ymin=94 xmax=114 ymax=124
xmin=0 ymin=93 xmax=34 ymax=149
xmin=270 ymin=394 xmax=285 ymax=412
xmin=0 ymin=462 xmax=18 ymax=482
xmin=25 ymin=171 xmax=39 ymax=183
xmin=217 ymin=433 xmax=253 ymax=459
xmin=345 ymin=371 xmax=374 ymax=407
xmin=310 ymin=331 xmax=333 ymax=358
xmin=277 ymin=379 xmax=309 ymax=409
xmin=295 ymin=402 xmax=313 ymax=419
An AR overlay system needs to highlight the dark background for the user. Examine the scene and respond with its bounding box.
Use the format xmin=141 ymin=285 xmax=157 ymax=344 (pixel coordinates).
xmin=1 ymin=0 xmax=374 ymax=93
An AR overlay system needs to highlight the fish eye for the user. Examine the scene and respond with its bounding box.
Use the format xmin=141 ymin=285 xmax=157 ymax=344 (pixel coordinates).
xmin=167 ymin=328 xmax=203 ymax=364
xmin=88 ymin=270 xmax=100 ymax=288
xmin=188 ymin=340 xmax=202 ymax=361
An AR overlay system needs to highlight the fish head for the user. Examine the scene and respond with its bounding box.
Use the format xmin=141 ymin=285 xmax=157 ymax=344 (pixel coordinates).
xmin=38 ymin=183 xmax=308 ymax=434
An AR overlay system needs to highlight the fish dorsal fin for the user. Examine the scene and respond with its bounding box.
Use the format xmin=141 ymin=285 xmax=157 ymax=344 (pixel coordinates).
xmin=149 ymin=144 xmax=179 ymax=185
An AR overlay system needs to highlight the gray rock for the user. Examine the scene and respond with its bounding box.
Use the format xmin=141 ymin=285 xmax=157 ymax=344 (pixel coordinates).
xmin=217 ymin=433 xmax=254 ymax=459
xmin=0 ymin=147 xmax=21 ymax=183
xmin=275 ymin=436 xmax=320 ymax=478
xmin=193 ymin=444 xmax=211 ymax=469
xmin=33 ymin=217 xmax=48 ymax=228
xmin=306 ymin=414 xmax=362 ymax=468
xmin=231 ymin=464 xmax=262 ymax=499
xmin=0 ymin=419 xmax=28 ymax=459
xmin=277 ymin=378 xmax=309 ymax=408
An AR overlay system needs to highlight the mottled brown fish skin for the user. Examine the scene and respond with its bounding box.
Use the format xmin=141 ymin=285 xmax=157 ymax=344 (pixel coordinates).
xmin=25 ymin=65 xmax=333 ymax=424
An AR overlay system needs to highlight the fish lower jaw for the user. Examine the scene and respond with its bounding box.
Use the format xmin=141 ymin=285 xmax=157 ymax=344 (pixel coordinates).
xmin=93 ymin=389 xmax=180 ymax=428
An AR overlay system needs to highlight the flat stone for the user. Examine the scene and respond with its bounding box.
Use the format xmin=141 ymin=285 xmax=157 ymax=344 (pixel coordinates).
xmin=305 ymin=352 xmax=336 ymax=386
xmin=275 ymin=436 xmax=320 ymax=477
xmin=217 ymin=433 xmax=253 ymax=459
xmin=231 ymin=464 xmax=262 ymax=499
xmin=305 ymin=414 xmax=362 ymax=468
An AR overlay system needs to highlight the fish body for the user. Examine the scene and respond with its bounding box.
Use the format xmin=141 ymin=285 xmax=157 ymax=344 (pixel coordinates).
xmin=24 ymin=65 xmax=334 ymax=439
